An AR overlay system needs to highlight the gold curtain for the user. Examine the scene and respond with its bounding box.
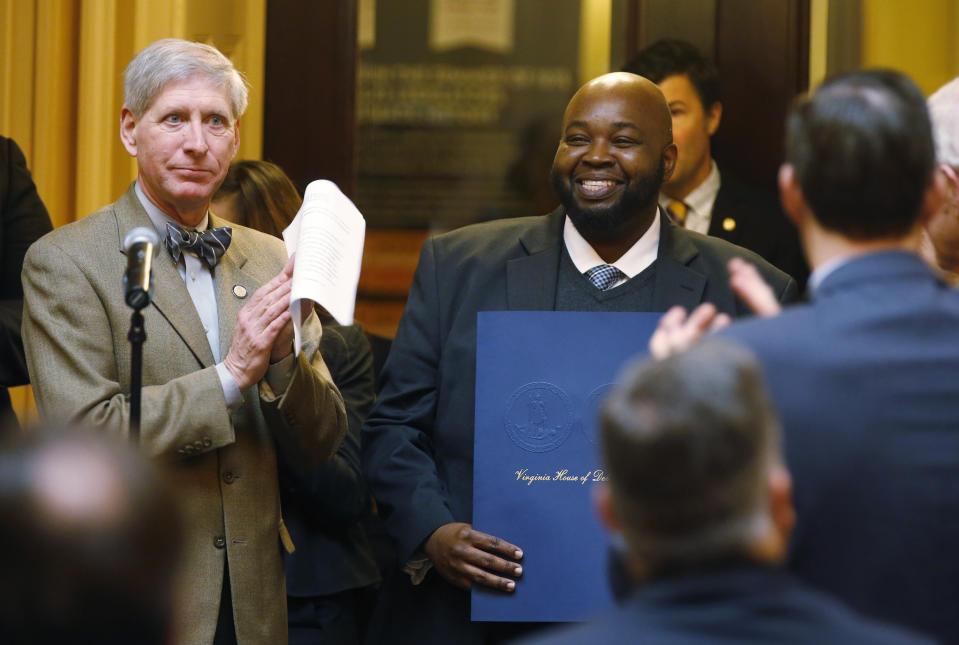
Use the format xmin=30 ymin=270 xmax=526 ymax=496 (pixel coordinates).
xmin=1 ymin=0 xmax=266 ymax=425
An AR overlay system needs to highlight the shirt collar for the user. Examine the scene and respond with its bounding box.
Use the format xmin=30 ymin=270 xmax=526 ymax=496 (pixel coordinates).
xmin=806 ymin=254 xmax=853 ymax=295
xmin=563 ymin=209 xmax=661 ymax=278
xmin=658 ymin=160 xmax=721 ymax=232
xmin=134 ymin=180 xmax=210 ymax=236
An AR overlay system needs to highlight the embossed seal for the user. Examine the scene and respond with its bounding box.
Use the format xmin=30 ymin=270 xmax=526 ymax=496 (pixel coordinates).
xmin=583 ymin=383 xmax=617 ymax=444
xmin=504 ymin=382 xmax=573 ymax=452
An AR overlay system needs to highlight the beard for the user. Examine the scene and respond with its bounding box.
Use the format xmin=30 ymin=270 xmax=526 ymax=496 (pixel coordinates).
xmin=551 ymin=157 xmax=666 ymax=238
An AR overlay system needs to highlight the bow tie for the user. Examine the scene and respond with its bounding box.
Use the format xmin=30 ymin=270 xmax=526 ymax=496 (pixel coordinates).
xmin=165 ymin=221 xmax=232 ymax=272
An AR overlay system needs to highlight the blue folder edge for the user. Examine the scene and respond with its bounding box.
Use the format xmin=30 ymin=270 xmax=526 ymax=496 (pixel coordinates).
xmin=472 ymin=311 xmax=660 ymax=622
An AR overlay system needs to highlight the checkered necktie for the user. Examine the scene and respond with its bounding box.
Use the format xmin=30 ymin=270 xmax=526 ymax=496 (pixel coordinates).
xmin=667 ymin=200 xmax=688 ymax=227
xmin=165 ymin=221 xmax=232 ymax=272
xmin=585 ymin=264 xmax=626 ymax=291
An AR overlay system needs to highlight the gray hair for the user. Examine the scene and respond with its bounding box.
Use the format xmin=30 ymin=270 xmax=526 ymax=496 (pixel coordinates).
xmin=123 ymin=38 xmax=249 ymax=119
xmin=929 ymin=77 xmax=959 ymax=167
xmin=600 ymin=339 xmax=781 ymax=573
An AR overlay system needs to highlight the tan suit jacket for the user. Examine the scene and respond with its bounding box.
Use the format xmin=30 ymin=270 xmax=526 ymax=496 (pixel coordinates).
xmin=22 ymin=185 xmax=347 ymax=644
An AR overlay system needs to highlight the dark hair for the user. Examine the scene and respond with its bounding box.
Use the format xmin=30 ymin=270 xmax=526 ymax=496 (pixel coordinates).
xmin=600 ymin=340 xmax=780 ymax=575
xmin=214 ymin=160 xmax=302 ymax=238
xmin=623 ymin=39 xmax=721 ymax=110
xmin=785 ymin=69 xmax=936 ymax=240
xmin=0 ymin=428 xmax=181 ymax=644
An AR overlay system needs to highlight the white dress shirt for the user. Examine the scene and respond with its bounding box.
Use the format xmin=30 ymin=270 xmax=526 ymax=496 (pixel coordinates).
xmin=659 ymin=160 xmax=721 ymax=235
xmin=563 ymin=208 xmax=661 ymax=288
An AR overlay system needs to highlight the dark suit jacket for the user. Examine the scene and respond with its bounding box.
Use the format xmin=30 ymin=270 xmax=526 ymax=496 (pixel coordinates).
xmin=723 ymin=251 xmax=959 ymax=643
xmin=362 ymin=208 xmax=795 ymax=645
xmin=280 ymin=320 xmax=380 ymax=597
xmin=0 ymin=136 xmax=52 ymax=431
xmin=513 ymin=565 xmax=932 ymax=645
xmin=708 ymin=169 xmax=808 ymax=288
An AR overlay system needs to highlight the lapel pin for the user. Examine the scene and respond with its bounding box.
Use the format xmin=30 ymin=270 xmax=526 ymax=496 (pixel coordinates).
xmin=232 ymin=284 xmax=248 ymax=299
xmin=722 ymin=217 xmax=736 ymax=232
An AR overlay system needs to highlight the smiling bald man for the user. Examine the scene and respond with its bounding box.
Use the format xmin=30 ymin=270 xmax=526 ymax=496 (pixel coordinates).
xmin=362 ymin=72 xmax=796 ymax=645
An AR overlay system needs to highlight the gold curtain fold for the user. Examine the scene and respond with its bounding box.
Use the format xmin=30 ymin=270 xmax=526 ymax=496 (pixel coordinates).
xmin=1 ymin=0 xmax=265 ymax=426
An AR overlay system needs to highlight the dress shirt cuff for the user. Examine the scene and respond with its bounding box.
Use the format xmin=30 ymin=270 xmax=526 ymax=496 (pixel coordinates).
xmin=403 ymin=553 xmax=433 ymax=585
xmin=264 ymin=352 xmax=296 ymax=394
xmin=215 ymin=362 xmax=244 ymax=411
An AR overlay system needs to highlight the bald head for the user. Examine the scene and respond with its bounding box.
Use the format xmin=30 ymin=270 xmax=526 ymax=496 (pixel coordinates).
xmin=566 ymin=72 xmax=674 ymax=147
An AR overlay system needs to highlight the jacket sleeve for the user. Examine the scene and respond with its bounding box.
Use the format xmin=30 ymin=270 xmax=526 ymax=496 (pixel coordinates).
xmin=362 ymin=238 xmax=457 ymax=562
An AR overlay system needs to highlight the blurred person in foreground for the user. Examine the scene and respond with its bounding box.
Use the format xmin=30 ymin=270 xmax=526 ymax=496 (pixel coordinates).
xmin=515 ymin=341 xmax=930 ymax=645
xmin=922 ymin=76 xmax=959 ymax=285
xmin=624 ymin=39 xmax=807 ymax=287
xmin=21 ymin=39 xmax=347 ymax=644
xmin=0 ymin=135 xmax=53 ymax=433
xmin=0 ymin=428 xmax=181 ymax=645
xmin=651 ymin=69 xmax=959 ymax=643
xmin=213 ymin=160 xmax=380 ymax=644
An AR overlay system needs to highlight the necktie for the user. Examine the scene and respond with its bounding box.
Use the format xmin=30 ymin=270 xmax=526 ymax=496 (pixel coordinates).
xmin=667 ymin=200 xmax=688 ymax=227
xmin=585 ymin=264 xmax=626 ymax=291
xmin=165 ymin=221 xmax=232 ymax=272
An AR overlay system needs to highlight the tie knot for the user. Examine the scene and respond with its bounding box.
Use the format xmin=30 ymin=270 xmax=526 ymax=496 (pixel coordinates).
xmin=667 ymin=200 xmax=688 ymax=226
xmin=165 ymin=221 xmax=232 ymax=272
xmin=585 ymin=264 xmax=626 ymax=291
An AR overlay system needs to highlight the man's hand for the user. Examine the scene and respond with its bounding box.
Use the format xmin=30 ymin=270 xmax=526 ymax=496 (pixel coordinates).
xmin=728 ymin=257 xmax=782 ymax=317
xmin=223 ymin=257 xmax=295 ymax=390
xmin=649 ymin=303 xmax=731 ymax=359
xmin=423 ymin=522 xmax=523 ymax=592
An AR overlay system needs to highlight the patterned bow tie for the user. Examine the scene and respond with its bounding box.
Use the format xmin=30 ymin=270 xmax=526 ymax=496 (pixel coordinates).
xmin=165 ymin=221 xmax=232 ymax=272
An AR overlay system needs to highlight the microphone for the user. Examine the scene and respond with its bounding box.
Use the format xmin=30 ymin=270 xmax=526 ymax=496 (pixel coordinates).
xmin=122 ymin=227 xmax=159 ymax=310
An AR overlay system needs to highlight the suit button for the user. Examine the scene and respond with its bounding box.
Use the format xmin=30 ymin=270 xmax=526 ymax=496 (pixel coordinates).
xmin=223 ymin=471 xmax=235 ymax=484
xmin=214 ymin=536 xmax=226 ymax=549
xmin=203 ymin=437 xmax=212 ymax=447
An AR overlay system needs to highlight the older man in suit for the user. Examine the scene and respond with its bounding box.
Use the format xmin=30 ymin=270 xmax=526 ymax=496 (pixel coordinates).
xmin=362 ymin=72 xmax=796 ymax=645
xmin=21 ymin=39 xmax=346 ymax=645
xmin=654 ymin=70 xmax=959 ymax=643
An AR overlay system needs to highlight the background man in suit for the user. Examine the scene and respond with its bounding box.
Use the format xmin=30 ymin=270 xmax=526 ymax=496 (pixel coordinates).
xmin=0 ymin=428 xmax=182 ymax=645
xmin=624 ymin=39 xmax=808 ymax=287
xmin=516 ymin=340 xmax=929 ymax=645
xmin=21 ymin=39 xmax=347 ymax=644
xmin=362 ymin=71 xmax=795 ymax=645
xmin=0 ymin=135 xmax=52 ymax=433
xmin=654 ymin=69 xmax=959 ymax=643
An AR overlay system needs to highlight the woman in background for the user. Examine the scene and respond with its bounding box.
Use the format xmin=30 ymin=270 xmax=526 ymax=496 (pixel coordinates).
xmin=213 ymin=160 xmax=380 ymax=645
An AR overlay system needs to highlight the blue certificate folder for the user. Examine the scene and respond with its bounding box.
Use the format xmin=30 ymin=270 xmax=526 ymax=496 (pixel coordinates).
xmin=472 ymin=311 xmax=660 ymax=622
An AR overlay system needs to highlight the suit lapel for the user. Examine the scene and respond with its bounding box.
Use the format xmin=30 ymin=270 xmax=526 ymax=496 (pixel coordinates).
xmin=653 ymin=211 xmax=707 ymax=312
xmin=212 ymin=219 xmax=260 ymax=362
xmin=506 ymin=208 xmax=565 ymax=310
xmin=113 ymin=186 xmax=215 ymax=368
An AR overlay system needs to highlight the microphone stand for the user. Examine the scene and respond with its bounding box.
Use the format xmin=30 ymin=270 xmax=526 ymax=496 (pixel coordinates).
xmin=128 ymin=309 xmax=146 ymax=442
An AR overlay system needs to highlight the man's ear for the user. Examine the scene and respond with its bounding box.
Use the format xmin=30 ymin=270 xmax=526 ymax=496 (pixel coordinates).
xmin=768 ymin=463 xmax=795 ymax=548
xmin=778 ymin=163 xmax=807 ymax=228
xmin=593 ymin=483 xmax=622 ymax=533
xmin=705 ymin=101 xmax=722 ymax=137
xmin=662 ymin=142 xmax=678 ymax=183
xmin=120 ymin=106 xmax=138 ymax=157
xmin=232 ymin=118 xmax=241 ymax=159
xmin=917 ymin=165 xmax=949 ymax=228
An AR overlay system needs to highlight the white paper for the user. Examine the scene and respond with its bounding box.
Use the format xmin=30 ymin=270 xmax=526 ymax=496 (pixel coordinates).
xmin=283 ymin=180 xmax=366 ymax=355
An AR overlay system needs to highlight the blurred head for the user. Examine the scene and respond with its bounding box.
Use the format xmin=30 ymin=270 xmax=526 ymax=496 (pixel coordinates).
xmin=624 ymin=40 xmax=722 ymax=199
xmin=922 ymin=77 xmax=959 ymax=275
xmin=0 ymin=428 xmax=181 ymax=644
xmin=597 ymin=340 xmax=793 ymax=579
xmin=550 ymin=72 xmax=676 ymax=245
xmin=212 ymin=160 xmax=303 ymax=238
xmin=782 ymin=69 xmax=937 ymax=241
xmin=120 ymin=39 xmax=248 ymax=227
